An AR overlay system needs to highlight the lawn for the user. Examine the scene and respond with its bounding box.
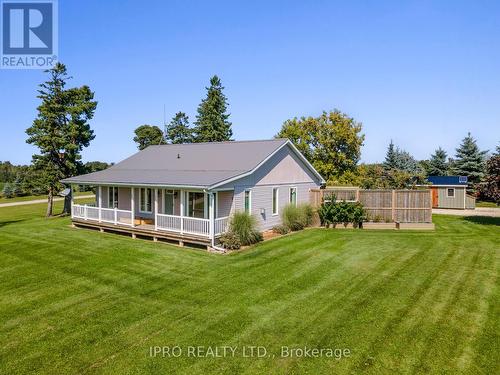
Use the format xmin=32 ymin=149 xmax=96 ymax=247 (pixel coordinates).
xmin=0 ymin=203 xmax=498 ymax=375
xmin=0 ymin=190 xmax=93 ymax=203
xmin=476 ymin=201 xmax=498 ymax=208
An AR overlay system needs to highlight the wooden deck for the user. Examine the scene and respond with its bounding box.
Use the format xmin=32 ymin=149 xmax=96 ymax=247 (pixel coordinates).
xmin=72 ymin=218 xmax=212 ymax=248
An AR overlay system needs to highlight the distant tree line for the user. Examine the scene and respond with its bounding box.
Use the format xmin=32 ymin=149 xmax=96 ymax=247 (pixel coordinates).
xmin=133 ymin=75 xmax=233 ymax=150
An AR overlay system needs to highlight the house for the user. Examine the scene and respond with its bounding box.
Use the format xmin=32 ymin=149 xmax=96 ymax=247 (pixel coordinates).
xmin=427 ymin=176 xmax=475 ymax=209
xmin=62 ymin=139 xmax=325 ymax=248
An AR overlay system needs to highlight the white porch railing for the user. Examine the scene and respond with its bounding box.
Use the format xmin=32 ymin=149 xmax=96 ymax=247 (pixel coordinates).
xmin=214 ymin=216 xmax=229 ymax=236
xmin=156 ymin=214 xmax=211 ymax=237
xmin=72 ymin=204 xmax=133 ymax=226
xmin=72 ymin=204 xmax=229 ymax=238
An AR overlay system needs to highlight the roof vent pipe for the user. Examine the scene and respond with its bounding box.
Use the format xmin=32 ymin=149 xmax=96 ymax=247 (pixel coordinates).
xmin=177 ymin=153 xmax=180 ymax=159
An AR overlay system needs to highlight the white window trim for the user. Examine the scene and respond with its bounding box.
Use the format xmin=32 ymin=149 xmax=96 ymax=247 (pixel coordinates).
xmin=185 ymin=190 xmax=207 ymax=219
xmin=289 ymin=186 xmax=297 ymax=206
xmin=272 ymin=187 xmax=279 ymax=216
xmin=244 ymin=189 xmax=252 ymax=214
xmin=139 ymin=188 xmax=153 ymax=214
xmin=447 ymin=188 xmax=455 ymax=198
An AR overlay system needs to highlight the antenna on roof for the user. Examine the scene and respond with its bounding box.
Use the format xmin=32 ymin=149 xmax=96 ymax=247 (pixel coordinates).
xmin=162 ymin=104 xmax=166 ymax=140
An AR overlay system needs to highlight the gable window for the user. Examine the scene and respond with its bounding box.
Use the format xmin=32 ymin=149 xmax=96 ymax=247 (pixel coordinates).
xmin=108 ymin=187 xmax=118 ymax=208
xmin=272 ymin=187 xmax=279 ymax=215
xmin=289 ymin=187 xmax=297 ymax=206
xmin=447 ymin=188 xmax=455 ymax=198
xmin=164 ymin=189 xmax=174 ymax=215
xmin=244 ymin=190 xmax=251 ymax=214
xmin=139 ymin=188 xmax=152 ymax=213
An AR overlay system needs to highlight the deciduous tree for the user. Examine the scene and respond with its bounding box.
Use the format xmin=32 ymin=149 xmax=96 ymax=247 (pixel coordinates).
xmin=277 ymin=110 xmax=364 ymax=182
xmin=133 ymin=125 xmax=165 ymax=150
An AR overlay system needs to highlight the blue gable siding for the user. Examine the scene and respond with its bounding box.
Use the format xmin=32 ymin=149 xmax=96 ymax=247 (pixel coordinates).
xmin=427 ymin=176 xmax=468 ymax=185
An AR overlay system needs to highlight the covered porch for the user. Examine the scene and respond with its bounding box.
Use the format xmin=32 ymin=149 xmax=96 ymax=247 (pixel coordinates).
xmin=70 ymin=185 xmax=232 ymax=246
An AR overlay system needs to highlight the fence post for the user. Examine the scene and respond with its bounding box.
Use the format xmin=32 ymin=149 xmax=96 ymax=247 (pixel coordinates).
xmin=114 ymin=207 xmax=118 ymax=225
xmin=84 ymin=204 xmax=88 ymax=221
xmin=391 ymin=190 xmax=396 ymax=222
xmin=356 ymin=188 xmax=360 ymax=202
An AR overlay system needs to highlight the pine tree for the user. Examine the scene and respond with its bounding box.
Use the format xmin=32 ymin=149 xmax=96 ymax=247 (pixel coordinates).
xmin=2 ymin=183 xmax=14 ymax=198
xmin=26 ymin=63 xmax=97 ymax=216
xmin=165 ymin=112 xmax=193 ymax=144
xmin=427 ymin=147 xmax=448 ymax=176
xmin=193 ymin=75 xmax=233 ymax=142
xmin=453 ymin=133 xmax=487 ymax=184
xmin=383 ymin=140 xmax=397 ymax=170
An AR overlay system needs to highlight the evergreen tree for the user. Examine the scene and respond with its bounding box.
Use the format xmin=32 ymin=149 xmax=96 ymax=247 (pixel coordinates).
xmin=165 ymin=112 xmax=193 ymax=144
xmin=383 ymin=140 xmax=397 ymax=170
xmin=26 ymin=63 xmax=97 ymax=216
xmin=2 ymin=183 xmax=14 ymax=198
xmin=453 ymin=133 xmax=487 ymax=184
xmin=427 ymin=147 xmax=448 ymax=176
xmin=193 ymin=75 xmax=233 ymax=142
xmin=133 ymin=125 xmax=165 ymax=150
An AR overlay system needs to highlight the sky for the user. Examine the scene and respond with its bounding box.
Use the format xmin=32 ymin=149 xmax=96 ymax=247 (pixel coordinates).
xmin=1 ymin=0 xmax=499 ymax=165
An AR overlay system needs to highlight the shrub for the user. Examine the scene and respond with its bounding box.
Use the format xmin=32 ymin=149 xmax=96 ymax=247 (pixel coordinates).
xmin=219 ymin=232 xmax=241 ymax=250
xmin=272 ymin=224 xmax=289 ymax=235
xmin=229 ymin=212 xmax=263 ymax=246
xmin=281 ymin=204 xmax=312 ymax=231
xmin=318 ymin=198 xmax=366 ymax=228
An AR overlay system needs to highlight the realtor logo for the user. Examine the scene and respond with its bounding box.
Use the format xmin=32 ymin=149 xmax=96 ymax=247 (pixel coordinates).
xmin=1 ymin=0 xmax=57 ymax=69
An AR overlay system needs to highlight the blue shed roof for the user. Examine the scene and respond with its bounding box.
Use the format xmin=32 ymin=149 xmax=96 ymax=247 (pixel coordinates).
xmin=427 ymin=176 xmax=468 ymax=186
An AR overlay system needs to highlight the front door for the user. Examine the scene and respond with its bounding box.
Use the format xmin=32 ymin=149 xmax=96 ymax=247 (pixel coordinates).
xmin=431 ymin=188 xmax=438 ymax=208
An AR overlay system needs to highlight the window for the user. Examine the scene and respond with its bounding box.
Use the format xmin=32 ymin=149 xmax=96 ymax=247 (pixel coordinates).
xmin=272 ymin=187 xmax=279 ymax=215
xmin=447 ymin=188 xmax=455 ymax=198
xmin=164 ymin=189 xmax=174 ymax=215
xmin=108 ymin=187 xmax=118 ymax=208
xmin=139 ymin=188 xmax=152 ymax=213
xmin=289 ymin=187 xmax=297 ymax=206
xmin=244 ymin=190 xmax=251 ymax=214
xmin=187 ymin=192 xmax=205 ymax=218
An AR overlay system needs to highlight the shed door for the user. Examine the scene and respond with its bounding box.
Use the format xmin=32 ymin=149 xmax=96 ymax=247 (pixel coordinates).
xmin=431 ymin=188 xmax=438 ymax=208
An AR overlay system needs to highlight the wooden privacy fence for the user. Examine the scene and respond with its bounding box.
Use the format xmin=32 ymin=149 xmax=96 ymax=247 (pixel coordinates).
xmin=310 ymin=187 xmax=432 ymax=223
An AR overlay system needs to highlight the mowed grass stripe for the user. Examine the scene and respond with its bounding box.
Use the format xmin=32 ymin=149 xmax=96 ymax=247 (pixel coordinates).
xmin=0 ymin=203 xmax=499 ymax=374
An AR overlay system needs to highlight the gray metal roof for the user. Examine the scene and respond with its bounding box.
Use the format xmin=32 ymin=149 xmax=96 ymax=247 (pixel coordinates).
xmin=62 ymin=139 xmax=293 ymax=188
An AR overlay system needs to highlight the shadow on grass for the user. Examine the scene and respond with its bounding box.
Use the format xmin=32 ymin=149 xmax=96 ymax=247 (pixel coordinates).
xmin=464 ymin=216 xmax=500 ymax=226
xmin=0 ymin=219 xmax=25 ymax=228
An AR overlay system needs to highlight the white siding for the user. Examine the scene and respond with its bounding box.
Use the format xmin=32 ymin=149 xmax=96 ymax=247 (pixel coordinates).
xmin=217 ymin=191 xmax=233 ymax=218
xmin=437 ymin=187 xmax=466 ymax=209
xmin=219 ymin=144 xmax=322 ymax=230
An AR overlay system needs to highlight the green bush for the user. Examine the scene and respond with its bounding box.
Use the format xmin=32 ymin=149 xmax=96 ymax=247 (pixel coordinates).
xmin=229 ymin=212 xmax=263 ymax=246
xmin=281 ymin=203 xmax=314 ymax=231
xmin=318 ymin=197 xmax=366 ymax=228
xmin=272 ymin=224 xmax=289 ymax=235
xmin=2 ymin=183 xmax=14 ymax=198
xmin=219 ymin=232 xmax=241 ymax=250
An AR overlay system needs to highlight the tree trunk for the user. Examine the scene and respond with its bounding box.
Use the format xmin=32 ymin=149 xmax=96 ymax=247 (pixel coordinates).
xmin=62 ymin=190 xmax=71 ymax=215
xmin=46 ymin=188 xmax=53 ymax=217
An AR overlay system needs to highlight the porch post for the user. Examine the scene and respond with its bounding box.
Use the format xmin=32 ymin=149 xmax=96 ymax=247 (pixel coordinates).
xmin=154 ymin=188 xmax=158 ymax=231
xmin=180 ymin=190 xmax=184 ymax=234
xmin=131 ymin=187 xmax=135 ymax=227
xmin=70 ymin=184 xmax=74 ymax=217
xmin=209 ymin=192 xmax=215 ymax=241
xmin=98 ymin=186 xmax=102 ymax=223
